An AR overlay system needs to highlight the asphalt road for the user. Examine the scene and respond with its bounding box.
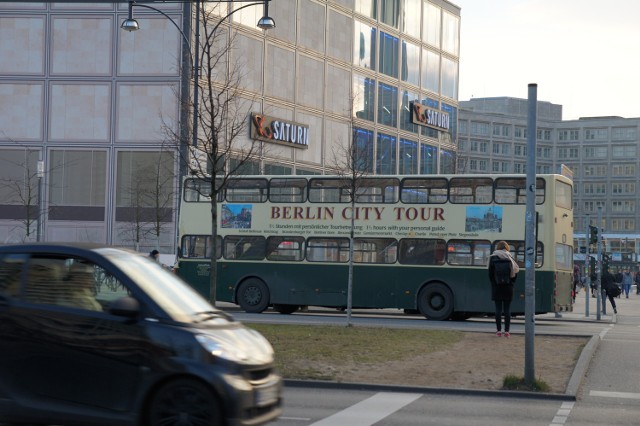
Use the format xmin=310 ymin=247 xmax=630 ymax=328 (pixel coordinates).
xmin=220 ymin=288 xmax=640 ymax=425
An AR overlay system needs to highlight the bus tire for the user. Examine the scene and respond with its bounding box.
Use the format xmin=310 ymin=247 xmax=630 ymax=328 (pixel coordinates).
xmin=237 ymin=278 xmax=270 ymax=313
xmin=273 ymin=304 xmax=299 ymax=314
xmin=417 ymin=283 xmax=454 ymax=321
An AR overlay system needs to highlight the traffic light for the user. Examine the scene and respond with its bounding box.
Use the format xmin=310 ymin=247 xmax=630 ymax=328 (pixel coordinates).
xmin=602 ymin=253 xmax=610 ymax=273
xmin=589 ymin=225 xmax=598 ymax=244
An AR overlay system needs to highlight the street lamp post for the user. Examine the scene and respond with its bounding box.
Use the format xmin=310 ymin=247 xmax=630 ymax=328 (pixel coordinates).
xmin=121 ymin=0 xmax=275 ymax=149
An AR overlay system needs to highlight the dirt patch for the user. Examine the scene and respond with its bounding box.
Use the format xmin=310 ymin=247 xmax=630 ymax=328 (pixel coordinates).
xmin=324 ymin=332 xmax=588 ymax=393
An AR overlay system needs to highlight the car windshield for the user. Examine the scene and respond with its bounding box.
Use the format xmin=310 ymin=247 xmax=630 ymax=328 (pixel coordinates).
xmin=97 ymin=248 xmax=230 ymax=324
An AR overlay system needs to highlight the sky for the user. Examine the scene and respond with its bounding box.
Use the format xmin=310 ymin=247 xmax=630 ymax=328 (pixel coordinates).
xmin=454 ymin=0 xmax=640 ymax=120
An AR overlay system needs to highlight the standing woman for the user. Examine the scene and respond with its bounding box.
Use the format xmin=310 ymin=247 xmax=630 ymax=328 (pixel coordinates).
xmin=488 ymin=241 xmax=520 ymax=338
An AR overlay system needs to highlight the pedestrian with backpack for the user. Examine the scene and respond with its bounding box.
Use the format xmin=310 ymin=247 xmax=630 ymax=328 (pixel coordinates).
xmin=488 ymin=241 xmax=520 ymax=338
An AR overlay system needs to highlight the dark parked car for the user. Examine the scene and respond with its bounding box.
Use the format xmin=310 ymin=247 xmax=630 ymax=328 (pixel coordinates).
xmin=0 ymin=243 xmax=282 ymax=426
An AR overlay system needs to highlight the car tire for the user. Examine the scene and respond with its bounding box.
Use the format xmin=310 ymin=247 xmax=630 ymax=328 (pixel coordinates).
xmin=273 ymin=304 xmax=299 ymax=314
xmin=417 ymin=283 xmax=454 ymax=321
xmin=147 ymin=379 xmax=221 ymax=426
xmin=237 ymin=278 xmax=270 ymax=313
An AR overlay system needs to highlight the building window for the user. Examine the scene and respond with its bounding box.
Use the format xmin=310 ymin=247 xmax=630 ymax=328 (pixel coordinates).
xmin=353 ymin=74 xmax=375 ymax=121
xmin=612 ymin=145 xmax=637 ymax=158
xmin=421 ymin=48 xmax=439 ymax=93
xmin=401 ymin=40 xmax=420 ymax=86
xmin=400 ymin=89 xmax=419 ymax=133
xmin=536 ymin=129 xmax=552 ymax=141
xmin=515 ymin=127 xmax=527 ymax=139
xmin=584 ymin=146 xmax=607 ymax=158
xmin=380 ymin=0 xmax=400 ymax=28
xmin=493 ymin=124 xmax=510 ymax=138
xmin=377 ymin=82 xmax=398 ymax=127
xmin=353 ymin=128 xmax=374 ymax=172
xmin=402 ymin=0 xmax=421 ymax=38
xmin=440 ymin=149 xmax=455 ymax=173
xmin=514 ymin=145 xmax=527 ymax=157
xmin=612 ymin=127 xmax=637 ymax=140
xmin=441 ymin=10 xmax=459 ymax=56
xmin=354 ymin=21 xmax=376 ymax=70
xmin=379 ymin=31 xmax=399 ymax=78
xmin=492 ymin=142 xmax=509 ymax=156
xmin=376 ymin=132 xmax=397 ymax=174
xmin=399 ymin=138 xmax=418 ymax=174
xmin=422 ymin=2 xmax=440 ymax=47
xmin=537 ymin=147 xmax=551 ymax=158
xmin=420 ymin=143 xmax=437 ymax=174
xmin=49 ymin=150 xmax=107 ymax=221
xmin=458 ymin=120 xmax=467 ymax=134
xmin=513 ymin=163 xmax=525 ymax=173
xmin=612 ymin=182 xmax=636 ymax=195
xmin=355 ymin=0 xmax=377 ymax=18
xmin=585 ymin=128 xmax=607 ymax=140
xmin=612 ymin=164 xmax=636 ymax=176
xmin=441 ymin=56 xmax=457 ymax=98
xmin=470 ymin=121 xmax=490 ymax=136
xmin=492 ymin=161 xmax=509 ymax=173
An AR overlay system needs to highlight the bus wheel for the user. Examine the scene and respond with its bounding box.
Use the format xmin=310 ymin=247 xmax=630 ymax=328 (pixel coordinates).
xmin=273 ymin=304 xmax=299 ymax=314
xmin=417 ymin=284 xmax=453 ymax=321
xmin=237 ymin=278 xmax=270 ymax=313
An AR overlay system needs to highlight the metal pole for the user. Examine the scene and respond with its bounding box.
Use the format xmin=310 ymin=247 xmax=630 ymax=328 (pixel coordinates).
xmin=192 ymin=0 xmax=200 ymax=147
xmin=597 ymin=207 xmax=604 ymax=316
xmin=524 ymin=84 xmax=537 ymax=385
xmin=585 ymin=216 xmax=590 ymax=317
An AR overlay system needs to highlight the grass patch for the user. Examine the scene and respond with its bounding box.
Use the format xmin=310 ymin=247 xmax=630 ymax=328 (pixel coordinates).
xmin=502 ymin=374 xmax=550 ymax=392
xmin=247 ymin=323 xmax=463 ymax=381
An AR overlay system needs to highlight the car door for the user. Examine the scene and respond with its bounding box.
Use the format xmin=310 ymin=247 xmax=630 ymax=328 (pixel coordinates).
xmin=5 ymin=253 xmax=160 ymax=412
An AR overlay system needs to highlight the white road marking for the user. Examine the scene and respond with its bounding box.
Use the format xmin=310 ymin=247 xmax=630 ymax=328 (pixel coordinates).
xmin=280 ymin=417 xmax=312 ymax=421
xmin=310 ymin=392 xmax=422 ymax=426
xmin=549 ymin=401 xmax=574 ymax=426
xmin=590 ymin=390 xmax=640 ymax=400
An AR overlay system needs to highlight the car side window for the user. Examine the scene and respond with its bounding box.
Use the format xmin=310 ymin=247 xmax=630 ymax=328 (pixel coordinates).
xmin=93 ymin=265 xmax=131 ymax=307
xmin=0 ymin=254 xmax=26 ymax=297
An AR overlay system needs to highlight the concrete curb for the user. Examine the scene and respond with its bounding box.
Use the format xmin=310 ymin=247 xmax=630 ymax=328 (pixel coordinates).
xmin=283 ymin=379 xmax=576 ymax=401
xmin=565 ymin=332 xmax=601 ymax=397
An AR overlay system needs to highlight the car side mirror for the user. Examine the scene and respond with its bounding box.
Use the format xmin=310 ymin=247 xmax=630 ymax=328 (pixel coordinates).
xmin=109 ymin=296 xmax=140 ymax=318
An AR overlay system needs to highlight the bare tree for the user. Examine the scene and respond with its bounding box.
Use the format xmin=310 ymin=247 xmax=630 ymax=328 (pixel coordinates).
xmin=327 ymin=91 xmax=374 ymax=326
xmin=0 ymin=148 xmax=45 ymax=242
xmin=117 ymin=149 xmax=175 ymax=253
xmin=166 ymin=5 xmax=263 ymax=305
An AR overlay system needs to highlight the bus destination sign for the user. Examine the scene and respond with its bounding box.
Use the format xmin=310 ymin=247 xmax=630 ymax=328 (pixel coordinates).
xmin=250 ymin=113 xmax=309 ymax=149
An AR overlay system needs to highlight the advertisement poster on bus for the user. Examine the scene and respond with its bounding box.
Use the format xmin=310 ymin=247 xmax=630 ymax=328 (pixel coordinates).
xmin=220 ymin=203 xmax=520 ymax=240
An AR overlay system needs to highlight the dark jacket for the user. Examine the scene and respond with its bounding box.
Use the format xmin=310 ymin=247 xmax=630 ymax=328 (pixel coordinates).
xmin=601 ymin=271 xmax=616 ymax=295
xmin=488 ymin=251 xmax=519 ymax=302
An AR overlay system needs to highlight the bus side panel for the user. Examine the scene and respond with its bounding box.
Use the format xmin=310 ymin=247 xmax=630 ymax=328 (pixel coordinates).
xmin=177 ymin=260 xmax=212 ymax=299
xmin=178 ymin=260 xmax=561 ymax=315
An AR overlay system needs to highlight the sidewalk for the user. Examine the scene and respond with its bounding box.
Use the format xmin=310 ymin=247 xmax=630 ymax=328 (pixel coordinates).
xmin=537 ymin=286 xmax=615 ymax=323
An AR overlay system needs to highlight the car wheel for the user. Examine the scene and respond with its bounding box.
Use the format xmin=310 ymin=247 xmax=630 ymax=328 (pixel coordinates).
xmin=148 ymin=379 xmax=221 ymax=426
xmin=237 ymin=278 xmax=270 ymax=313
xmin=417 ymin=283 xmax=454 ymax=321
xmin=273 ymin=304 xmax=299 ymax=314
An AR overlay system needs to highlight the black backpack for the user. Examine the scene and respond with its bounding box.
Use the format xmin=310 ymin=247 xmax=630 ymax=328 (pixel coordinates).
xmin=493 ymin=258 xmax=512 ymax=286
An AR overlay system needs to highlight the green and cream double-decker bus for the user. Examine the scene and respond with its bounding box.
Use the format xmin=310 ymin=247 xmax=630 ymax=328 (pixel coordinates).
xmin=176 ymin=173 xmax=574 ymax=320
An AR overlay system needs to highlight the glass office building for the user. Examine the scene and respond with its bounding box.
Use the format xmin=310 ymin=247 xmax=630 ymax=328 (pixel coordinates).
xmin=0 ymin=1 xmax=461 ymax=251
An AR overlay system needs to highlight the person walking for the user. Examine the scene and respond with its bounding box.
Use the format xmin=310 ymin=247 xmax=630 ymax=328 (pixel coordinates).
xmin=601 ymin=268 xmax=619 ymax=314
xmin=635 ymin=271 xmax=640 ymax=295
xmin=621 ymin=269 xmax=633 ymax=298
xmin=572 ymin=264 xmax=581 ymax=302
xmin=488 ymin=241 xmax=520 ymax=338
